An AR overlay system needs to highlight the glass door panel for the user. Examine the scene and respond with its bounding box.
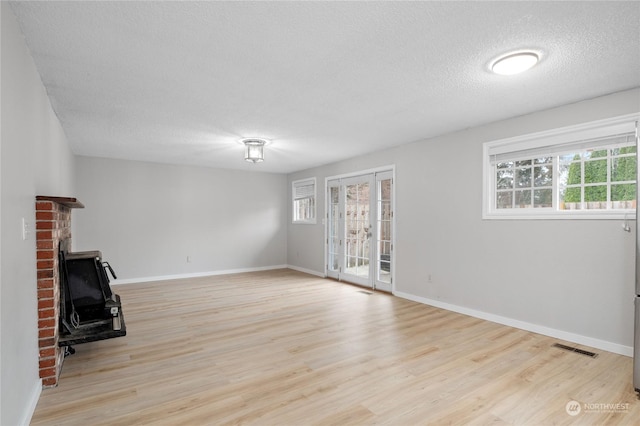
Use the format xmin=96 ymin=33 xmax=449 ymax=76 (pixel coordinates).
xmin=375 ymin=172 xmax=393 ymax=291
xmin=342 ymin=178 xmax=373 ymax=286
xmin=325 ymin=171 xmax=393 ymax=291
xmin=327 ymin=183 xmax=340 ymax=279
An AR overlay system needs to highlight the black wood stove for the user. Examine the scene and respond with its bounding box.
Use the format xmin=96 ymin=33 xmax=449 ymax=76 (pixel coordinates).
xmin=59 ymin=250 xmax=126 ymax=348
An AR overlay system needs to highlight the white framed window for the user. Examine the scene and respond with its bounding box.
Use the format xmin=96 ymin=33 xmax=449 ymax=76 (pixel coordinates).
xmin=292 ymin=177 xmax=316 ymax=224
xmin=483 ymin=114 xmax=639 ymax=219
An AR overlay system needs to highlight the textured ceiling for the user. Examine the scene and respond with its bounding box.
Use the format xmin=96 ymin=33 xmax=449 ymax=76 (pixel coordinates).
xmin=9 ymin=1 xmax=640 ymax=174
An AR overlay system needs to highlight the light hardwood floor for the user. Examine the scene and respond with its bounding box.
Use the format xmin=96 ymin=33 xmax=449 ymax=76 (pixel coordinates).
xmin=32 ymin=269 xmax=639 ymax=425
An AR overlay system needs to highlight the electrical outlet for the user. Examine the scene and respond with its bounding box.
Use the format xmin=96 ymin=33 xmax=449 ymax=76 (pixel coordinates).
xmin=187 ymin=256 xmax=191 ymax=263
xmin=427 ymin=274 xmax=433 ymax=283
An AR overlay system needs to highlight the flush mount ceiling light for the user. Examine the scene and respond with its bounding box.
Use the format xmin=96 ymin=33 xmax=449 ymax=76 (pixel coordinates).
xmin=241 ymin=138 xmax=267 ymax=163
xmin=491 ymin=51 xmax=540 ymax=75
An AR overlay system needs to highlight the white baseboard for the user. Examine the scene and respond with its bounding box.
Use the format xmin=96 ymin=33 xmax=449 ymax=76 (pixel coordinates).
xmin=111 ymin=264 xmax=289 ymax=285
xmin=286 ymin=264 xmax=325 ymax=278
xmin=20 ymin=378 xmax=42 ymax=426
xmin=394 ymin=291 xmax=633 ymax=357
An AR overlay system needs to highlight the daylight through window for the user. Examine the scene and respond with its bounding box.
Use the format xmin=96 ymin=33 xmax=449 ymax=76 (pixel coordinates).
xmin=292 ymin=178 xmax=316 ymax=223
xmin=484 ymin=115 xmax=639 ymax=219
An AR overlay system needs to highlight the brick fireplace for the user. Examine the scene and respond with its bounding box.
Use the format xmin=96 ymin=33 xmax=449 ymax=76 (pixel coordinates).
xmin=35 ymin=196 xmax=84 ymax=387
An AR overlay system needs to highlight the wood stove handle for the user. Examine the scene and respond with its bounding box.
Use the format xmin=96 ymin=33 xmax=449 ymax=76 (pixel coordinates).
xmin=103 ymin=261 xmax=117 ymax=280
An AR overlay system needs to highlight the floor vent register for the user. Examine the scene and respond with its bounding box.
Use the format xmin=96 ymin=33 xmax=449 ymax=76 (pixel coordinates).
xmin=552 ymin=343 xmax=598 ymax=358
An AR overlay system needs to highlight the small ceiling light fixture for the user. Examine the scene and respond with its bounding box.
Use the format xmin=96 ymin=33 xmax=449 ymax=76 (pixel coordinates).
xmin=242 ymin=138 xmax=267 ymax=163
xmin=491 ymin=51 xmax=540 ymax=76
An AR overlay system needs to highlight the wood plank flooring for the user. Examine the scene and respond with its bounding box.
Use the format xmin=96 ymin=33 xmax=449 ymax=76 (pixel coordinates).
xmin=31 ymin=269 xmax=640 ymax=425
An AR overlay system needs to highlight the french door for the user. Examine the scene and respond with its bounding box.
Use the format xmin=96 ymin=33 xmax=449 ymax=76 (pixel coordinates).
xmin=326 ymin=171 xmax=393 ymax=292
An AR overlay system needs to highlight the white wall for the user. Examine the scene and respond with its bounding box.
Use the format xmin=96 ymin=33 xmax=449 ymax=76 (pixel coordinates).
xmin=287 ymin=88 xmax=640 ymax=354
xmin=1 ymin=3 xmax=76 ymax=424
xmin=74 ymin=157 xmax=288 ymax=281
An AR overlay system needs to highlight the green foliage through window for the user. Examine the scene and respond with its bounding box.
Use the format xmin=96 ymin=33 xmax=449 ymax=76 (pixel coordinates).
xmin=561 ymin=145 xmax=636 ymax=209
xmin=496 ymin=145 xmax=636 ymax=211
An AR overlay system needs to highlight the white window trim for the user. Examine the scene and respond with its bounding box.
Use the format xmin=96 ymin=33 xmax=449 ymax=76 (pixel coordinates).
xmin=292 ymin=177 xmax=317 ymax=224
xmin=483 ymin=113 xmax=639 ymax=220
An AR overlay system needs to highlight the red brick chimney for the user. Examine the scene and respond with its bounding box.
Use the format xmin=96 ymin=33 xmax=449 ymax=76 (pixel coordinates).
xmin=35 ymin=196 xmax=84 ymax=387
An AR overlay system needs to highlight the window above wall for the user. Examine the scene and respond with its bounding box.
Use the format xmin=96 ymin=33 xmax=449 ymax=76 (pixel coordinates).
xmin=292 ymin=177 xmax=316 ymax=224
xmin=483 ymin=114 xmax=639 ymax=219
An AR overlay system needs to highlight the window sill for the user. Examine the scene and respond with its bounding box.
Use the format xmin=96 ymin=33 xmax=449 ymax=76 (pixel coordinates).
xmin=292 ymin=220 xmax=317 ymax=225
xmin=483 ymin=209 xmax=635 ymax=220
